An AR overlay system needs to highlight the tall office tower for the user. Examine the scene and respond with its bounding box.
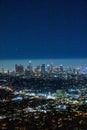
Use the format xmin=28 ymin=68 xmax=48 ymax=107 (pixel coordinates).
xmin=67 ymin=66 xmax=72 ymax=73
xmin=76 ymin=67 xmax=81 ymax=74
xmin=34 ymin=65 xmax=40 ymax=73
xmin=27 ymin=61 xmax=33 ymax=72
xmin=59 ymin=64 xmax=63 ymax=72
xmin=46 ymin=64 xmax=51 ymax=73
xmin=54 ymin=66 xmax=59 ymax=73
xmin=73 ymin=68 xmax=76 ymax=74
xmin=41 ymin=64 xmax=45 ymax=74
xmin=50 ymin=63 xmax=54 ymax=73
xmin=15 ymin=64 xmax=24 ymax=74
xmin=2 ymin=68 xmax=4 ymax=74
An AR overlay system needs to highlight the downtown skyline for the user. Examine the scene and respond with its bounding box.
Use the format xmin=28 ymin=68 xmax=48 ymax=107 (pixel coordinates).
xmin=0 ymin=58 xmax=87 ymax=71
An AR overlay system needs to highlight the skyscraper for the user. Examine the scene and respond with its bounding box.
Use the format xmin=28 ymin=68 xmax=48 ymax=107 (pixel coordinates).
xmin=15 ymin=64 xmax=24 ymax=74
xmin=41 ymin=64 xmax=45 ymax=74
xmin=27 ymin=61 xmax=33 ymax=72
xmin=59 ymin=65 xmax=63 ymax=72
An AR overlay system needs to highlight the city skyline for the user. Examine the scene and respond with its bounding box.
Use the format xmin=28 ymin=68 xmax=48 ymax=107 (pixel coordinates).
xmin=0 ymin=58 xmax=87 ymax=71
xmin=0 ymin=0 xmax=87 ymax=59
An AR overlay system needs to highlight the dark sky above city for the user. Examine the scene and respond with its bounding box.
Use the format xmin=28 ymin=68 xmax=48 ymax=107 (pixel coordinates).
xmin=0 ymin=0 xmax=87 ymax=59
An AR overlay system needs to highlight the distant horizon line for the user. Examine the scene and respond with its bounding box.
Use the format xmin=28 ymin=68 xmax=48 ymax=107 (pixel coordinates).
xmin=0 ymin=58 xmax=87 ymax=60
xmin=0 ymin=58 xmax=87 ymax=70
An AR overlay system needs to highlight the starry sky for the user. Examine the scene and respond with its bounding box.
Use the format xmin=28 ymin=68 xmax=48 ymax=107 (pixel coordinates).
xmin=0 ymin=0 xmax=87 ymax=59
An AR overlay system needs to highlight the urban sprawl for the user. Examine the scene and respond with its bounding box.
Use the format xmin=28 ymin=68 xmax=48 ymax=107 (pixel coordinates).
xmin=0 ymin=61 xmax=87 ymax=130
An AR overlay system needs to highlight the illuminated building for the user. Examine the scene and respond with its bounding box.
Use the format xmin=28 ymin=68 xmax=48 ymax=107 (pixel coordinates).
xmin=27 ymin=61 xmax=33 ymax=72
xmin=73 ymin=68 xmax=76 ymax=74
xmin=50 ymin=63 xmax=54 ymax=73
xmin=67 ymin=66 xmax=72 ymax=73
xmin=1 ymin=68 xmax=4 ymax=74
xmin=15 ymin=64 xmax=24 ymax=74
xmin=34 ymin=65 xmax=40 ymax=73
xmin=80 ymin=66 xmax=87 ymax=74
xmin=41 ymin=64 xmax=45 ymax=74
xmin=59 ymin=65 xmax=63 ymax=72
xmin=46 ymin=64 xmax=51 ymax=73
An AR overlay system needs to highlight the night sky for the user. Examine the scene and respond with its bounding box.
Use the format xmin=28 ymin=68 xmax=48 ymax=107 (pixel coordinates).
xmin=0 ymin=0 xmax=87 ymax=59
